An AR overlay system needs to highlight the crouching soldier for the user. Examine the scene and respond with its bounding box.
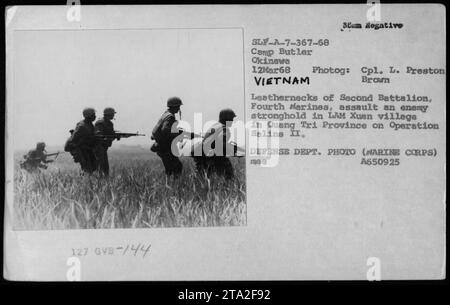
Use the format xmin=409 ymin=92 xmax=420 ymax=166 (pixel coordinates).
xmin=20 ymin=142 xmax=54 ymax=172
xmin=193 ymin=109 xmax=240 ymax=180
xmin=66 ymin=108 xmax=98 ymax=174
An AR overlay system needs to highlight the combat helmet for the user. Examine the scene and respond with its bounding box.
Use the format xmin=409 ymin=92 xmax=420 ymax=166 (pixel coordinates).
xmin=219 ymin=108 xmax=236 ymax=124
xmin=82 ymin=107 xmax=96 ymax=118
xmin=36 ymin=142 xmax=46 ymax=150
xmin=103 ymin=107 xmax=116 ymax=116
xmin=167 ymin=97 xmax=183 ymax=108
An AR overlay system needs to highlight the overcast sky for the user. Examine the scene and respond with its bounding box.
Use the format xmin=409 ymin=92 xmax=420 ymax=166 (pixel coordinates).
xmin=12 ymin=28 xmax=244 ymax=150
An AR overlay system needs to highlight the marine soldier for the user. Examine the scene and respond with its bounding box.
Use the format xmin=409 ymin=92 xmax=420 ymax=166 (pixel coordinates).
xmin=20 ymin=142 xmax=54 ymax=172
xmin=193 ymin=109 xmax=240 ymax=180
xmin=69 ymin=108 xmax=98 ymax=173
xmin=151 ymin=97 xmax=187 ymax=177
xmin=94 ymin=107 xmax=118 ymax=176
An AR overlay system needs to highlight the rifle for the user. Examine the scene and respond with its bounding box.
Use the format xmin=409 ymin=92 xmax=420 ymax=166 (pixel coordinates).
xmin=178 ymin=130 xmax=203 ymax=149
xmin=179 ymin=130 xmax=203 ymax=139
xmin=46 ymin=152 xmax=61 ymax=158
xmin=23 ymin=151 xmax=64 ymax=161
xmin=182 ymin=138 xmax=246 ymax=157
xmin=45 ymin=151 xmax=63 ymax=162
xmin=95 ymin=131 xmax=146 ymax=141
xmin=150 ymin=130 xmax=202 ymax=141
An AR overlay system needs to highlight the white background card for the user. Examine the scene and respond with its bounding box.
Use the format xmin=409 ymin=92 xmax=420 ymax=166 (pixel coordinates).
xmin=4 ymin=4 xmax=446 ymax=281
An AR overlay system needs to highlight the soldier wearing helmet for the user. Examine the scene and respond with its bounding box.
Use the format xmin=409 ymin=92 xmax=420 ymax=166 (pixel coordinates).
xmin=68 ymin=107 xmax=98 ymax=173
xmin=219 ymin=108 xmax=236 ymax=125
xmin=36 ymin=142 xmax=46 ymax=150
xmin=20 ymin=142 xmax=54 ymax=172
xmin=94 ymin=107 xmax=118 ymax=176
xmin=151 ymin=97 xmax=186 ymax=177
xmin=193 ymin=108 xmax=239 ymax=179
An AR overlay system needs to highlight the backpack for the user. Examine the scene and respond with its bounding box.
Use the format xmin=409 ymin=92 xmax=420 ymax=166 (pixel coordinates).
xmin=151 ymin=112 xmax=173 ymax=144
xmin=64 ymin=129 xmax=75 ymax=152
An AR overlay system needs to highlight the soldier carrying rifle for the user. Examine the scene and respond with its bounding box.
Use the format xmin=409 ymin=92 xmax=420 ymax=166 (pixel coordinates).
xmin=94 ymin=107 xmax=145 ymax=176
xmin=20 ymin=142 xmax=59 ymax=172
xmin=65 ymin=108 xmax=98 ymax=174
xmin=151 ymin=97 xmax=198 ymax=177
xmin=94 ymin=107 xmax=117 ymax=176
xmin=192 ymin=109 xmax=245 ymax=180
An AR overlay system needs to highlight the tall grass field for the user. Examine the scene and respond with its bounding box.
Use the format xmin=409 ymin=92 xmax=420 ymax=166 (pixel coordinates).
xmin=13 ymin=148 xmax=246 ymax=230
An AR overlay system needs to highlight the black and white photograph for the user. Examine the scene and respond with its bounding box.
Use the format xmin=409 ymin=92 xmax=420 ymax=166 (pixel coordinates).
xmin=11 ymin=27 xmax=246 ymax=230
xmin=3 ymin=4 xmax=445 ymax=283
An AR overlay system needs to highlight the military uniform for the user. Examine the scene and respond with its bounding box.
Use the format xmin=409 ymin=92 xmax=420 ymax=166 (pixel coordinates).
xmin=94 ymin=118 xmax=115 ymax=176
xmin=193 ymin=122 xmax=237 ymax=180
xmin=153 ymin=111 xmax=183 ymax=176
xmin=20 ymin=149 xmax=49 ymax=172
xmin=71 ymin=119 xmax=97 ymax=173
